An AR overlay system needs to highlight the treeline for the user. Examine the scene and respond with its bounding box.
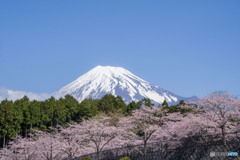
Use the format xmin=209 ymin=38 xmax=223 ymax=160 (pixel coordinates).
xmin=0 ymin=94 xmax=157 ymax=148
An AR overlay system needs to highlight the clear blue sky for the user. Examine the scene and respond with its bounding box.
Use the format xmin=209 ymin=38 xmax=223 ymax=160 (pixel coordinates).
xmin=0 ymin=0 xmax=239 ymax=98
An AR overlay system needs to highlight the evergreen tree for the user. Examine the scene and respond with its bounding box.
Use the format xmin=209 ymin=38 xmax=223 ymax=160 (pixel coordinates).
xmin=13 ymin=100 xmax=23 ymax=136
xmin=115 ymin=96 xmax=127 ymax=111
xmin=0 ymin=99 xmax=15 ymax=148
xmin=78 ymin=97 xmax=99 ymax=120
xmin=179 ymin=100 xmax=185 ymax=105
xmin=29 ymin=100 xmax=41 ymax=137
xmin=162 ymin=99 xmax=169 ymax=108
xmin=64 ymin=94 xmax=78 ymax=122
xmin=125 ymin=101 xmax=138 ymax=114
xmin=43 ymin=97 xmax=56 ymax=127
xmin=161 ymin=99 xmax=169 ymax=110
xmin=137 ymin=98 xmax=154 ymax=108
xmin=55 ymin=98 xmax=68 ymax=126
xmin=98 ymin=94 xmax=116 ymax=113
xmin=15 ymin=96 xmax=31 ymax=138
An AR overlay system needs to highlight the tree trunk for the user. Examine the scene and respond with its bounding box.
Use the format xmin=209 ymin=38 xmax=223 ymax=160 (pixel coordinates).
xmin=30 ymin=122 xmax=32 ymax=138
xmin=221 ymin=125 xmax=226 ymax=145
xmin=25 ymin=128 xmax=27 ymax=138
xmin=96 ymin=148 xmax=100 ymax=160
xmin=50 ymin=143 xmax=53 ymax=160
xmin=143 ymin=131 xmax=147 ymax=156
xmin=16 ymin=124 xmax=18 ymax=136
xmin=144 ymin=140 xmax=147 ymax=157
xmin=3 ymin=133 xmax=6 ymax=148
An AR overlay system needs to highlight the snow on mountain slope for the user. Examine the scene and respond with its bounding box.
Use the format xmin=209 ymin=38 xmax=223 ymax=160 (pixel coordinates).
xmin=53 ymin=65 xmax=186 ymax=104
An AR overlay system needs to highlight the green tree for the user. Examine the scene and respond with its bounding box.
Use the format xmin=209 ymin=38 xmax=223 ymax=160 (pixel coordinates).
xmin=179 ymin=100 xmax=185 ymax=105
xmin=39 ymin=101 xmax=48 ymax=131
xmin=162 ymin=99 xmax=169 ymax=108
xmin=115 ymin=96 xmax=127 ymax=112
xmin=55 ymin=98 xmax=68 ymax=126
xmin=161 ymin=99 xmax=169 ymax=111
xmin=15 ymin=96 xmax=31 ymax=138
xmin=29 ymin=100 xmax=41 ymax=136
xmin=64 ymin=94 xmax=78 ymax=122
xmin=43 ymin=97 xmax=56 ymax=127
xmin=13 ymin=100 xmax=23 ymax=136
xmin=125 ymin=101 xmax=138 ymax=114
xmin=137 ymin=98 xmax=154 ymax=108
xmin=98 ymin=94 xmax=117 ymax=113
xmin=0 ymin=99 xmax=15 ymax=148
xmin=78 ymin=98 xmax=99 ymax=120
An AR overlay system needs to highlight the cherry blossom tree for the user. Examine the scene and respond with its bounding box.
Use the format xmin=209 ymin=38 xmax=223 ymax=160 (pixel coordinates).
xmin=35 ymin=131 xmax=65 ymax=160
xmin=164 ymin=113 xmax=216 ymax=141
xmin=120 ymin=106 xmax=164 ymax=155
xmin=4 ymin=135 xmax=38 ymax=160
xmin=153 ymin=103 xmax=226 ymax=149
xmin=64 ymin=117 xmax=120 ymax=160
xmin=0 ymin=147 xmax=13 ymax=160
xmin=60 ymin=124 xmax=93 ymax=158
xmin=198 ymin=91 xmax=240 ymax=145
xmin=0 ymin=129 xmax=73 ymax=160
xmin=59 ymin=131 xmax=82 ymax=159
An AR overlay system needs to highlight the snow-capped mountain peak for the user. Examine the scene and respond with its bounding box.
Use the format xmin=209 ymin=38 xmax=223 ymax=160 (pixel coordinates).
xmin=53 ymin=65 xmax=183 ymax=104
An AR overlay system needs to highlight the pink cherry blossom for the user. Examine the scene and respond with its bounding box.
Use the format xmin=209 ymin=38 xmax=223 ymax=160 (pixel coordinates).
xmin=198 ymin=91 xmax=240 ymax=145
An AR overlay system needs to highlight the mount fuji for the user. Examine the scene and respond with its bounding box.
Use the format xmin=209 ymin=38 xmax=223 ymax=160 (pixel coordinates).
xmin=53 ymin=66 xmax=196 ymax=105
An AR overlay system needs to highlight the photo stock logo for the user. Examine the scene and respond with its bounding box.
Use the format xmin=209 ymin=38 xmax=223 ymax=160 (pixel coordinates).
xmin=210 ymin=151 xmax=238 ymax=157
